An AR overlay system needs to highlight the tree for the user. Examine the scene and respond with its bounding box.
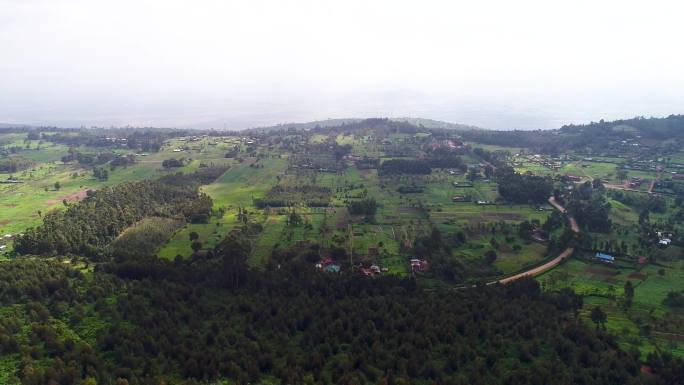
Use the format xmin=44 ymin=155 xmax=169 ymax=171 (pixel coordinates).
xmin=624 ymin=281 xmax=634 ymax=308
xmin=189 ymin=231 xmax=199 ymax=242
xmin=287 ymin=210 xmax=302 ymax=227
xmin=93 ymin=167 xmax=109 ymax=181
xmin=484 ymin=250 xmax=498 ymax=264
xmin=484 ymin=164 xmax=494 ymax=179
xmin=191 ymin=241 xmax=202 ymax=252
xmin=616 ymin=168 xmax=628 ymax=181
xmin=592 ymin=178 xmax=604 ymax=190
xmin=467 ymin=168 xmax=480 ymax=182
xmin=590 ymin=306 xmax=607 ymax=329
xmin=54 ymin=181 xmax=61 ymax=190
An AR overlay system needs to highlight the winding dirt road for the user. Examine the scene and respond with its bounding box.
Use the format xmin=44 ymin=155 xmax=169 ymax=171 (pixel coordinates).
xmin=490 ymin=196 xmax=578 ymax=285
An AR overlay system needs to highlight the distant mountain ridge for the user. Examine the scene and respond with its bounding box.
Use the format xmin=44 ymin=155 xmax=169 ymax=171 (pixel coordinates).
xmin=249 ymin=117 xmax=480 ymax=133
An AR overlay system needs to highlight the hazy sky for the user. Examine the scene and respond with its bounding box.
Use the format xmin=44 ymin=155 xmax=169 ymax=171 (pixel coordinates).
xmin=1 ymin=0 xmax=683 ymax=129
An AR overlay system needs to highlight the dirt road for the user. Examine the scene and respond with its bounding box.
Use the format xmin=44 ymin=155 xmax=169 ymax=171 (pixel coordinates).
xmin=547 ymin=196 xmax=566 ymax=213
xmin=490 ymin=196 xmax=578 ymax=285
xmin=495 ymin=247 xmax=575 ymax=284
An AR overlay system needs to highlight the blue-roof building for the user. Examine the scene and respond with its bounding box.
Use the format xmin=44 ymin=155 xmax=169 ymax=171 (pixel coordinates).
xmin=595 ymin=252 xmax=615 ymax=263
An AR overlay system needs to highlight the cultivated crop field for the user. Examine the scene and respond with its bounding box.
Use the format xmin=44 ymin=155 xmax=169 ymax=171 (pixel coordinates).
xmin=539 ymin=256 xmax=684 ymax=359
xmin=2 ymin=121 xmax=684 ymax=365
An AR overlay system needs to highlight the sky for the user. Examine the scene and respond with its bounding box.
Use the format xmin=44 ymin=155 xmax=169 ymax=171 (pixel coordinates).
xmin=1 ymin=0 xmax=684 ymax=130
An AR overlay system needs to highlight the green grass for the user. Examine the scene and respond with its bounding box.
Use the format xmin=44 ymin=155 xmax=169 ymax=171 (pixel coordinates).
xmin=157 ymin=215 xmax=235 ymax=260
xmin=538 ymin=258 xmax=684 ymax=359
xmin=0 ymin=133 xmax=235 ymax=236
xmin=202 ymin=158 xmax=287 ymax=208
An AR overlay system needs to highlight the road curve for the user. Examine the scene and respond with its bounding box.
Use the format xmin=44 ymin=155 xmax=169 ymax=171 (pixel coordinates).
xmin=495 ymin=247 xmax=574 ymax=284
xmin=489 ymin=196 xmax=578 ymax=285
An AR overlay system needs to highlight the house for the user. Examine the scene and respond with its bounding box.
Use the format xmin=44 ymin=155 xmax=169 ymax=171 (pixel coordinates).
xmin=451 ymin=195 xmax=468 ymax=202
xmin=638 ymin=256 xmax=648 ymax=265
xmin=657 ymin=232 xmax=672 ymax=246
xmin=659 ymin=238 xmax=672 ymax=246
xmin=594 ymin=252 xmax=615 ymax=264
xmin=315 ymin=257 xmax=335 ymax=269
xmin=370 ymin=265 xmax=381 ymax=274
xmin=360 ymin=267 xmax=373 ymax=277
xmin=324 ymin=264 xmax=341 ymax=273
xmin=565 ymin=174 xmax=582 ymax=182
xmin=410 ymin=258 xmax=429 ymax=272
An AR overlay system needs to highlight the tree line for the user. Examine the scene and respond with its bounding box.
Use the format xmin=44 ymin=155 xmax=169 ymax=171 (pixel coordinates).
xmin=496 ymin=167 xmax=553 ymax=204
xmin=379 ymin=159 xmax=431 ymax=175
xmin=13 ymin=172 xmax=216 ymax=257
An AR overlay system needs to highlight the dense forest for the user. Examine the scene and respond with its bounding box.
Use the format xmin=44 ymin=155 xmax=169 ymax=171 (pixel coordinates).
xmin=3 ymin=254 xmax=681 ymax=385
xmin=496 ymin=167 xmax=554 ymax=204
xmin=0 ymin=156 xmax=33 ymax=173
xmin=3 ymin=116 xmax=684 ymax=384
xmin=458 ymin=115 xmax=684 ymax=154
xmin=13 ymin=176 xmax=214 ymax=257
xmin=566 ymin=181 xmax=612 ymax=233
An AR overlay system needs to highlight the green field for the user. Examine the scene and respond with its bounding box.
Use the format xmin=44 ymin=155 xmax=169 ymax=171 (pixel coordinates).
xmin=539 ymin=256 xmax=684 ymax=359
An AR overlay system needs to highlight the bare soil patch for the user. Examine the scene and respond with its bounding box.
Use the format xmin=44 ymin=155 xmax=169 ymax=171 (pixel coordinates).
xmin=336 ymin=209 xmax=349 ymax=230
xmin=628 ymin=272 xmax=647 ymax=281
xmin=585 ymin=266 xmax=618 ymax=276
xmin=46 ymin=188 xmax=90 ymax=206
xmin=359 ymin=169 xmax=373 ymax=180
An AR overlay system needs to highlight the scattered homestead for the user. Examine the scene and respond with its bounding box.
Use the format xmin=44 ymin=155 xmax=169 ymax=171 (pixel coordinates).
xmin=1 ymin=115 xmax=684 ymax=382
xmin=594 ymin=252 xmax=615 ymax=264
xmin=410 ymin=258 xmax=429 ymax=272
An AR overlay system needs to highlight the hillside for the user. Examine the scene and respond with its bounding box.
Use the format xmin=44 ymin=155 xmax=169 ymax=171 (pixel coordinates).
xmin=1 ymin=116 xmax=684 ymax=383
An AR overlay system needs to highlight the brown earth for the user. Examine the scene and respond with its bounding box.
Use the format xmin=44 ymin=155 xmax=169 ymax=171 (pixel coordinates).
xmin=46 ymin=188 xmax=90 ymax=206
xmin=585 ymin=266 xmax=618 ymax=276
xmin=335 ymin=209 xmax=349 ymax=230
xmin=628 ymin=272 xmax=647 ymax=281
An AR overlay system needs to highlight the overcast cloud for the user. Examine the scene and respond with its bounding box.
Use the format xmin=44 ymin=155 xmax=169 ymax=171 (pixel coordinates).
xmin=1 ymin=0 xmax=683 ymax=129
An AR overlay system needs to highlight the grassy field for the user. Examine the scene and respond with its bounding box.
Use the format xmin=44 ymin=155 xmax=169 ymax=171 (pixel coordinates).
xmin=539 ymin=256 xmax=684 ymax=359
xmin=0 ymin=134 xmax=233 ymax=236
